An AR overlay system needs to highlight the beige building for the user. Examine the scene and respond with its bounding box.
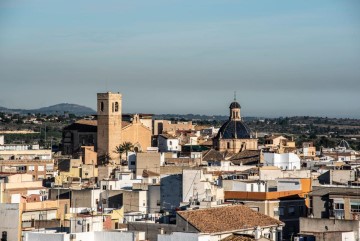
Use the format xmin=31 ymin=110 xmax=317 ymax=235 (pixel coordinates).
xmin=135 ymin=152 xmax=162 ymax=179
xmin=122 ymin=114 xmax=152 ymax=153
xmin=153 ymin=120 xmax=194 ymax=135
xmin=264 ymin=135 xmax=296 ymax=153
xmin=0 ymin=159 xmax=54 ymax=180
xmin=213 ymin=100 xmax=258 ymax=153
xmin=80 ymin=146 xmax=98 ymax=165
xmin=97 ymin=92 xmax=122 ymax=160
xmin=63 ymin=93 xmax=152 ymax=160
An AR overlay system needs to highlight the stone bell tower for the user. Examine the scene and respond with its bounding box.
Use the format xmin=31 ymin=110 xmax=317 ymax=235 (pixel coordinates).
xmin=97 ymin=92 xmax=122 ymax=161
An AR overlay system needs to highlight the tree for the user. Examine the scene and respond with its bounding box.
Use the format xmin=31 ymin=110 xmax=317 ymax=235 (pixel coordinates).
xmin=121 ymin=142 xmax=134 ymax=158
xmin=114 ymin=145 xmax=125 ymax=162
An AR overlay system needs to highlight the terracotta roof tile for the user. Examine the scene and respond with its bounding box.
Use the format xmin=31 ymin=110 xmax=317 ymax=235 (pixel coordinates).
xmin=177 ymin=205 xmax=283 ymax=233
xmin=229 ymin=150 xmax=261 ymax=165
xmin=221 ymin=234 xmax=256 ymax=241
xmin=202 ymin=149 xmax=224 ymax=162
xmin=75 ymin=119 xmax=97 ymax=126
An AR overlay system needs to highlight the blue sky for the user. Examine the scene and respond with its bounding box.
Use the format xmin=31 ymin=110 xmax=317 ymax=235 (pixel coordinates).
xmin=0 ymin=0 xmax=359 ymax=117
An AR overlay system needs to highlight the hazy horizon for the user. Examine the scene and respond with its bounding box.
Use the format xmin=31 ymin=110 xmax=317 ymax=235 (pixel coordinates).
xmin=1 ymin=1 xmax=359 ymax=118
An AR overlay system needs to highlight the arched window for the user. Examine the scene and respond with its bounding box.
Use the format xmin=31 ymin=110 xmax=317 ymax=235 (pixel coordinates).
xmin=100 ymin=102 xmax=104 ymax=112
xmin=115 ymin=102 xmax=119 ymax=112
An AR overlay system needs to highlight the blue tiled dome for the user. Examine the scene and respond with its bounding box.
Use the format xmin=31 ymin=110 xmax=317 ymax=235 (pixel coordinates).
xmin=216 ymin=120 xmax=251 ymax=139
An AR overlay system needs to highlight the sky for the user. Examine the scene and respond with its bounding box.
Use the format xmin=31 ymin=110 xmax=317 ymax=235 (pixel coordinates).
xmin=0 ymin=0 xmax=359 ymax=118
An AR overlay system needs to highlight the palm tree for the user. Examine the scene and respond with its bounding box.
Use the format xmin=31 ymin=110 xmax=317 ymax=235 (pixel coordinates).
xmin=114 ymin=145 xmax=125 ymax=162
xmin=121 ymin=142 xmax=134 ymax=160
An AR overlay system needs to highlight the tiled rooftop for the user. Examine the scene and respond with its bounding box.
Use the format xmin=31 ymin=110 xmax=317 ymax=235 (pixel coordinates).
xmin=177 ymin=205 xmax=283 ymax=233
xmin=221 ymin=234 xmax=256 ymax=241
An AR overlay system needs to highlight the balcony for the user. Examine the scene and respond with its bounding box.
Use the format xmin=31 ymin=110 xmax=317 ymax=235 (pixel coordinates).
xmin=330 ymin=210 xmax=345 ymax=219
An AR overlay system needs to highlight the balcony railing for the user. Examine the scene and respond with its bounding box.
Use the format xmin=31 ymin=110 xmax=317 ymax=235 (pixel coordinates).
xmin=330 ymin=210 xmax=345 ymax=219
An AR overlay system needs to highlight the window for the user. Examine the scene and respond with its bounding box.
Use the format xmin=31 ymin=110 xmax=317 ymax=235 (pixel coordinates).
xmin=351 ymin=202 xmax=360 ymax=213
xmin=102 ymin=185 xmax=107 ymax=190
xmin=115 ymin=102 xmax=119 ymax=112
xmin=152 ymin=178 xmax=157 ymax=184
xmin=157 ymin=200 xmax=161 ymax=206
xmin=335 ymin=203 xmax=344 ymax=210
xmin=288 ymin=206 xmax=296 ymax=216
xmin=100 ymin=102 xmax=104 ymax=112
xmin=279 ymin=207 xmax=284 ymax=216
xmin=28 ymin=166 xmax=35 ymax=171
xmin=227 ymin=142 xmax=230 ymax=149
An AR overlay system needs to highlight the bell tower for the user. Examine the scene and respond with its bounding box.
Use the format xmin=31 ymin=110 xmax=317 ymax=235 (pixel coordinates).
xmin=97 ymin=92 xmax=122 ymax=161
xmin=229 ymin=93 xmax=241 ymax=121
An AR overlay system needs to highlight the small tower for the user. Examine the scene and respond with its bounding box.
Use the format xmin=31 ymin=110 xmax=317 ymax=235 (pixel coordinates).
xmin=97 ymin=92 xmax=122 ymax=161
xmin=229 ymin=94 xmax=241 ymax=121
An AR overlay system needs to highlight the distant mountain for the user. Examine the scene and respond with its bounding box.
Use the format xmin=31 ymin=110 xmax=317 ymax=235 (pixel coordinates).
xmin=0 ymin=103 xmax=96 ymax=116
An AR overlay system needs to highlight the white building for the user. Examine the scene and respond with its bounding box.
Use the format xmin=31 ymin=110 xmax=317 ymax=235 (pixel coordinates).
xmin=276 ymin=178 xmax=302 ymax=192
xmin=222 ymin=180 xmax=266 ymax=192
xmin=24 ymin=231 xmax=145 ymax=241
xmin=159 ymin=232 xmax=211 ymax=241
xmin=158 ymin=134 xmax=181 ymax=153
xmin=263 ymin=153 xmax=301 ymax=170
xmin=100 ymin=178 xmax=142 ymax=191
xmin=182 ymin=169 xmax=224 ymax=206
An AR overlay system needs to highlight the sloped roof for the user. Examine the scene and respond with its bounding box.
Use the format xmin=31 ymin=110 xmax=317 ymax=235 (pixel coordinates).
xmin=229 ymin=150 xmax=261 ymax=165
xmin=63 ymin=119 xmax=130 ymax=132
xmin=202 ymin=149 xmax=224 ymax=162
xmin=159 ymin=134 xmax=177 ymax=139
xmin=75 ymin=119 xmax=97 ymax=126
xmin=177 ymin=205 xmax=283 ymax=234
xmin=121 ymin=121 xmax=131 ymax=128
xmin=64 ymin=121 xmax=97 ymax=132
xmin=142 ymin=169 xmax=160 ymax=178
xmin=221 ymin=234 xmax=256 ymax=241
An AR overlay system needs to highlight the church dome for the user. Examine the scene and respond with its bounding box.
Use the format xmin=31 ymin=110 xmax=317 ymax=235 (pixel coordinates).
xmin=229 ymin=101 xmax=241 ymax=109
xmin=216 ymin=120 xmax=252 ymax=139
